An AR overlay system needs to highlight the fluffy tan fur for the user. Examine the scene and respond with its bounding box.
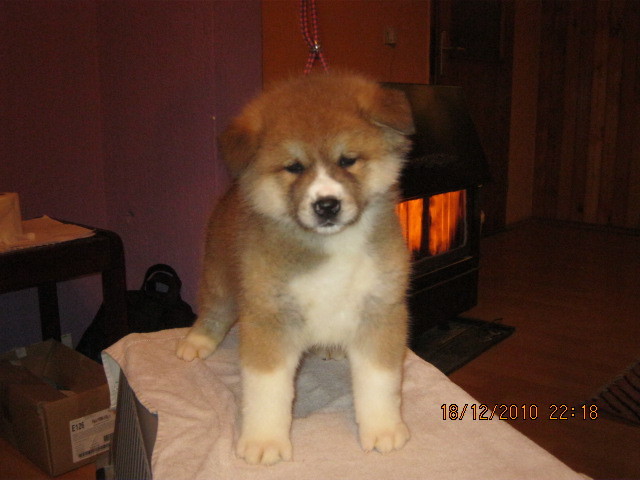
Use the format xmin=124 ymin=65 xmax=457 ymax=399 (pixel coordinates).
xmin=177 ymin=71 xmax=415 ymax=465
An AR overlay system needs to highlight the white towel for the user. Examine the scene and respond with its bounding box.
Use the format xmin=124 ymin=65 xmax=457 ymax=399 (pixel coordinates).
xmin=104 ymin=328 xmax=588 ymax=480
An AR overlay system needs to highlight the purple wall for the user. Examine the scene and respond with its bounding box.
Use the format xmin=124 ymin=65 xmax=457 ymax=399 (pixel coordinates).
xmin=0 ymin=1 xmax=262 ymax=352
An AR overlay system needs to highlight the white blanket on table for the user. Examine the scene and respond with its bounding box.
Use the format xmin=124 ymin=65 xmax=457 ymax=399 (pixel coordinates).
xmin=103 ymin=328 xmax=587 ymax=480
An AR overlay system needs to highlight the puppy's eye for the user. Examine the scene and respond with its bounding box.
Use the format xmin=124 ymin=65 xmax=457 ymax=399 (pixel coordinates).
xmin=338 ymin=155 xmax=358 ymax=168
xmin=284 ymin=161 xmax=305 ymax=174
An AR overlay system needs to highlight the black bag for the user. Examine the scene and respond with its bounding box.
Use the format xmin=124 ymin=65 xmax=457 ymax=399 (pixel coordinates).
xmin=77 ymin=264 xmax=196 ymax=363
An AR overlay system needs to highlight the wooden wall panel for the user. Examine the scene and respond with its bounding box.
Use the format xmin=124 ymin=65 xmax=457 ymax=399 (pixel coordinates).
xmin=534 ymin=0 xmax=640 ymax=230
xmin=262 ymin=0 xmax=431 ymax=86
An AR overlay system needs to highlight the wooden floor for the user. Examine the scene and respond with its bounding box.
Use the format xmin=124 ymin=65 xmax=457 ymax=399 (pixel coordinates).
xmin=451 ymin=220 xmax=640 ymax=480
xmin=1 ymin=220 xmax=639 ymax=479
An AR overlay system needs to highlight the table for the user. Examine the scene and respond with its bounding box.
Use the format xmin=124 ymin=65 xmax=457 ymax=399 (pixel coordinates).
xmin=0 ymin=225 xmax=128 ymax=344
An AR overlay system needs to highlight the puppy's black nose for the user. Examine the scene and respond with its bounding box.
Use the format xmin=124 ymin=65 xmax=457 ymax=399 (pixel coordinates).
xmin=313 ymin=197 xmax=341 ymax=219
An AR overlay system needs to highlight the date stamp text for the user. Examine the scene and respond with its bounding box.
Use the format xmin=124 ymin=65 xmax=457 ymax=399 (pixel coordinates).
xmin=441 ymin=403 xmax=598 ymax=421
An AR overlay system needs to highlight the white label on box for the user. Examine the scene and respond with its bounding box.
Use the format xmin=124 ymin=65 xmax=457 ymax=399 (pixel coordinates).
xmin=69 ymin=409 xmax=116 ymax=463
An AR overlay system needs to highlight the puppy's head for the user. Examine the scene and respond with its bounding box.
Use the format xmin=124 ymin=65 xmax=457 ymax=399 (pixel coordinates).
xmin=220 ymin=72 xmax=414 ymax=235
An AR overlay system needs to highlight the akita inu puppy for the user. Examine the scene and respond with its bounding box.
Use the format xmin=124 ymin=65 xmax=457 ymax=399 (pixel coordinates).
xmin=177 ymin=71 xmax=415 ymax=465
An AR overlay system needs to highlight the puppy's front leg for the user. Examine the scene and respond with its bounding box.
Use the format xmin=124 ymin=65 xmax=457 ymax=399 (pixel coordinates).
xmin=236 ymin=345 xmax=300 ymax=465
xmin=349 ymin=350 xmax=409 ymax=453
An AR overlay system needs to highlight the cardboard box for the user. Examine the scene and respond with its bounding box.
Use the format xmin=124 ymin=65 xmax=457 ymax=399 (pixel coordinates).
xmin=0 ymin=339 xmax=114 ymax=476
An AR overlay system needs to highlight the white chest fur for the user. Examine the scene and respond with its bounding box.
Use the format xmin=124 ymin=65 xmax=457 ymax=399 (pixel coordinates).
xmin=287 ymin=216 xmax=379 ymax=348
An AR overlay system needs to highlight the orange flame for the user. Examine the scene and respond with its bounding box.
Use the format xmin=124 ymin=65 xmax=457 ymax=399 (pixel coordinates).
xmin=428 ymin=190 xmax=465 ymax=255
xmin=396 ymin=190 xmax=465 ymax=255
xmin=396 ymin=199 xmax=424 ymax=252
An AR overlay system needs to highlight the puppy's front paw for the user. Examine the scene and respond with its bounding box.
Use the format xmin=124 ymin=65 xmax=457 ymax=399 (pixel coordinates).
xmin=236 ymin=434 xmax=292 ymax=465
xmin=176 ymin=331 xmax=218 ymax=361
xmin=359 ymin=420 xmax=410 ymax=454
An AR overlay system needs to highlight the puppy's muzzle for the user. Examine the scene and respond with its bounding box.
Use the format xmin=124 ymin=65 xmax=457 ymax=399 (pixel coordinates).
xmin=313 ymin=196 xmax=341 ymax=220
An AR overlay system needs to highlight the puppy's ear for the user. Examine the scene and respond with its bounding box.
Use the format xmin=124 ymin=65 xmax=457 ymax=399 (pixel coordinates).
xmin=360 ymin=86 xmax=415 ymax=135
xmin=219 ymin=112 xmax=261 ymax=177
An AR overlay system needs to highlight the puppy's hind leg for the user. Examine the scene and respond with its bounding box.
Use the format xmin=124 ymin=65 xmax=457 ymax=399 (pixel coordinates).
xmin=176 ymin=283 xmax=236 ymax=361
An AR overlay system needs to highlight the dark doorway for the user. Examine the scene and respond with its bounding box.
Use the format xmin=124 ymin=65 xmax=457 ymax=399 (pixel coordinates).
xmin=431 ymin=0 xmax=514 ymax=235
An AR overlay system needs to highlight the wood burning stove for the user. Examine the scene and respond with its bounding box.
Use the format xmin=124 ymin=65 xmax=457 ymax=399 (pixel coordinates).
xmin=384 ymin=83 xmax=491 ymax=349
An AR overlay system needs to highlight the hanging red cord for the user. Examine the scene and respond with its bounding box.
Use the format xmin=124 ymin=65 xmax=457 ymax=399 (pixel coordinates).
xmin=300 ymin=0 xmax=329 ymax=74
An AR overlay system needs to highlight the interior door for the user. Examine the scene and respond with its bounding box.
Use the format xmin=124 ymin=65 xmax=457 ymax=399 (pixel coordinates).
xmin=431 ymin=0 xmax=514 ymax=235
